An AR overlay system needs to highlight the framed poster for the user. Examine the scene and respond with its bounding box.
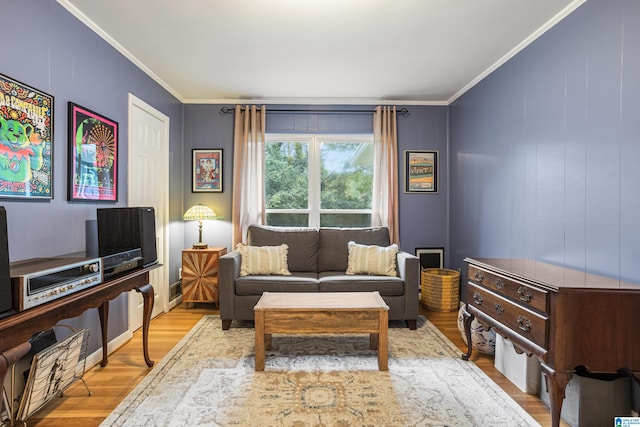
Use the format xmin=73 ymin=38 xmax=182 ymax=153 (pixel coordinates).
xmin=0 ymin=73 xmax=53 ymax=199
xmin=68 ymin=102 xmax=118 ymax=202
xmin=405 ymin=150 xmax=438 ymax=193
xmin=416 ymin=247 xmax=444 ymax=269
xmin=192 ymin=149 xmax=222 ymax=192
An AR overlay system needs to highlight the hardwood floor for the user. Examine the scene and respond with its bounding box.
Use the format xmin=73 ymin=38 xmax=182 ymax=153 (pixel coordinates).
xmin=16 ymin=303 xmax=565 ymax=426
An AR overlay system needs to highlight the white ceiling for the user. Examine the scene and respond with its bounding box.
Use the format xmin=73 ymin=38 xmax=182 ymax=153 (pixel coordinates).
xmin=58 ymin=0 xmax=584 ymax=105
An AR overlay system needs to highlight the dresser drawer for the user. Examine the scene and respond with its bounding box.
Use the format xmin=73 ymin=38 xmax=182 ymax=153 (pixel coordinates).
xmin=467 ymin=282 xmax=547 ymax=349
xmin=468 ymin=265 xmax=548 ymax=314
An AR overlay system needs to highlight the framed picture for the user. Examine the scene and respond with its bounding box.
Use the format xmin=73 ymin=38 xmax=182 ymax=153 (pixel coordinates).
xmin=405 ymin=150 xmax=438 ymax=193
xmin=68 ymin=102 xmax=118 ymax=202
xmin=0 ymin=73 xmax=54 ymax=199
xmin=416 ymin=247 xmax=444 ymax=269
xmin=192 ymin=149 xmax=222 ymax=192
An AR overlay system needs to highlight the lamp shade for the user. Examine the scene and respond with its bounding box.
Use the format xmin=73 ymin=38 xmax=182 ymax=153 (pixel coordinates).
xmin=183 ymin=204 xmax=217 ymax=221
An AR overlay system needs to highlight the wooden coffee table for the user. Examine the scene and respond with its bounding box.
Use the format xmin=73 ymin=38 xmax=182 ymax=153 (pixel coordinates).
xmin=253 ymin=291 xmax=389 ymax=371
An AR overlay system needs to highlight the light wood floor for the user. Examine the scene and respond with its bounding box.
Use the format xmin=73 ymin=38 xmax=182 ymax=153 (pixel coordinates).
xmin=17 ymin=303 xmax=566 ymax=427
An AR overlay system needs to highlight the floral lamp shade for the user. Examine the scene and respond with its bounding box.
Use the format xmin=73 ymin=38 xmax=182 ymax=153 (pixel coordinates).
xmin=183 ymin=204 xmax=217 ymax=249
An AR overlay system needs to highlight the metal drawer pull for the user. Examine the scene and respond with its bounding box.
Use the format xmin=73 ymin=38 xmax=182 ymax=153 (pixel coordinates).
xmin=518 ymin=286 xmax=533 ymax=302
xmin=473 ymin=271 xmax=484 ymax=282
xmin=517 ymin=316 xmax=532 ymax=333
xmin=495 ymin=279 xmax=505 ymax=290
xmin=473 ymin=292 xmax=483 ymax=305
xmin=494 ymin=303 xmax=504 ymax=315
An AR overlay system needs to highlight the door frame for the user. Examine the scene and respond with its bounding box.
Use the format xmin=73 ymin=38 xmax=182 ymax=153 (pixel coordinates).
xmin=127 ymin=93 xmax=171 ymax=327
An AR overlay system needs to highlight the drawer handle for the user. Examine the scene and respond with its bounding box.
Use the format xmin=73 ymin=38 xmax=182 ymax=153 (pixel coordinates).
xmin=518 ymin=286 xmax=533 ymax=302
xmin=495 ymin=279 xmax=505 ymax=290
xmin=494 ymin=303 xmax=504 ymax=316
xmin=473 ymin=271 xmax=484 ymax=282
xmin=517 ymin=315 xmax=532 ymax=333
xmin=473 ymin=292 xmax=483 ymax=305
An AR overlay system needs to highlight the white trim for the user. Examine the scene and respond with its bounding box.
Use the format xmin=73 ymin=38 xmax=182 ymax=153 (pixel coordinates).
xmin=447 ymin=0 xmax=587 ymax=104
xmin=184 ymin=98 xmax=448 ymax=106
xmin=83 ymin=329 xmax=133 ymax=370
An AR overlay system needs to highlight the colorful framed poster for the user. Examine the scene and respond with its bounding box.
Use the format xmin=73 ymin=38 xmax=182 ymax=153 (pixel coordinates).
xmin=68 ymin=102 xmax=118 ymax=202
xmin=0 ymin=73 xmax=54 ymax=199
xmin=192 ymin=149 xmax=222 ymax=192
xmin=405 ymin=150 xmax=438 ymax=193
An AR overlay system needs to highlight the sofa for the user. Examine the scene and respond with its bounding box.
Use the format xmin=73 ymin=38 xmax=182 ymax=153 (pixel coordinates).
xmin=219 ymin=225 xmax=420 ymax=330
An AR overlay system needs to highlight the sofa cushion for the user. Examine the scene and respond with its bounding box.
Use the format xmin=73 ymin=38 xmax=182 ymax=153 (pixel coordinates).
xmin=235 ymin=273 xmax=319 ymax=295
xmin=318 ymin=227 xmax=391 ymax=272
xmin=247 ymin=225 xmax=319 ymax=272
xmin=318 ymin=272 xmax=404 ymax=296
xmin=346 ymin=241 xmax=398 ymax=276
xmin=237 ymin=243 xmax=291 ymax=277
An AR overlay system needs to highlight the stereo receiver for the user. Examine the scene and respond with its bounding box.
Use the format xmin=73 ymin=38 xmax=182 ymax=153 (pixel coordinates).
xmin=10 ymin=256 xmax=102 ymax=311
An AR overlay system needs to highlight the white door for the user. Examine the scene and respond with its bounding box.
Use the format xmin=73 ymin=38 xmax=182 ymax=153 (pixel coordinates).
xmin=127 ymin=94 xmax=170 ymax=330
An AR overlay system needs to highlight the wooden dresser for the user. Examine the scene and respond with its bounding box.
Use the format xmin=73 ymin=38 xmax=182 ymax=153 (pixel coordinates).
xmin=461 ymin=258 xmax=640 ymax=427
xmin=181 ymin=247 xmax=227 ymax=306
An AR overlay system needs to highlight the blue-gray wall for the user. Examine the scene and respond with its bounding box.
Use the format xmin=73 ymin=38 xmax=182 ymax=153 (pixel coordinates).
xmin=182 ymin=105 xmax=449 ymax=260
xmin=449 ymin=0 xmax=640 ymax=283
xmin=1 ymin=0 xmax=184 ymax=352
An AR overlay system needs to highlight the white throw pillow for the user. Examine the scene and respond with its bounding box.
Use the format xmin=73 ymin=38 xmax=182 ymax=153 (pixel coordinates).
xmin=346 ymin=241 xmax=398 ymax=276
xmin=236 ymin=243 xmax=291 ymax=277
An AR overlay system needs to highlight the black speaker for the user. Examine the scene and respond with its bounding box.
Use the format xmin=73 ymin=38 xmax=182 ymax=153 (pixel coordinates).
xmin=0 ymin=206 xmax=16 ymax=319
xmin=97 ymin=207 xmax=158 ymax=267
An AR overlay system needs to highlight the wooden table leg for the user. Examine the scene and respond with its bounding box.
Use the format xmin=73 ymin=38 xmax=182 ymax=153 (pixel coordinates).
xmin=135 ymin=283 xmax=155 ymax=367
xmin=541 ymin=362 xmax=572 ymax=427
xmin=370 ymin=333 xmax=379 ymax=350
xmin=98 ymin=301 xmax=109 ymax=367
xmin=461 ymin=305 xmax=474 ymax=360
xmin=0 ymin=342 xmax=31 ymax=414
xmin=255 ymin=311 xmax=265 ymax=371
xmin=378 ymin=310 xmax=388 ymax=371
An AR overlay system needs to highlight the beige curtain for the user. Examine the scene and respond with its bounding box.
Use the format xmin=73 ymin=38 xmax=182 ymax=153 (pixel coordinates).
xmin=232 ymin=105 xmax=266 ymax=247
xmin=372 ymin=106 xmax=400 ymax=245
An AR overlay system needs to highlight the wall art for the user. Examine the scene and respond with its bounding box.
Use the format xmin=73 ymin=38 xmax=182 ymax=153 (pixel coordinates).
xmin=0 ymin=73 xmax=53 ymax=199
xmin=192 ymin=149 xmax=222 ymax=192
xmin=405 ymin=150 xmax=438 ymax=193
xmin=68 ymin=102 xmax=118 ymax=201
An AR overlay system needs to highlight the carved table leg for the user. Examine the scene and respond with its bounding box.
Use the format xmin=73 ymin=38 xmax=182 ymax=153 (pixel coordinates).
xmin=461 ymin=304 xmax=474 ymax=360
xmin=135 ymin=283 xmax=155 ymax=367
xmin=98 ymin=301 xmax=109 ymax=367
xmin=540 ymin=362 xmax=572 ymax=427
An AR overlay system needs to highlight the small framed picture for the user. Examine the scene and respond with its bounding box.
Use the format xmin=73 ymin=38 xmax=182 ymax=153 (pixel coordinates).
xmin=405 ymin=150 xmax=438 ymax=193
xmin=416 ymin=247 xmax=444 ymax=269
xmin=192 ymin=149 xmax=222 ymax=192
xmin=68 ymin=102 xmax=118 ymax=202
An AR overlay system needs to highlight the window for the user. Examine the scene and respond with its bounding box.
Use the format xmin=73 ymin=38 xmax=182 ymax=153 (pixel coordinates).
xmin=265 ymin=134 xmax=374 ymax=228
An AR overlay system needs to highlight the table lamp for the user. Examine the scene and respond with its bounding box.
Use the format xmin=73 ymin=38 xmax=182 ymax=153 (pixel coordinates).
xmin=183 ymin=204 xmax=217 ymax=249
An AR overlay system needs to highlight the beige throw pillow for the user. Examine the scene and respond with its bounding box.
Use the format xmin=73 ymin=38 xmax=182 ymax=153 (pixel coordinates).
xmin=237 ymin=243 xmax=291 ymax=277
xmin=346 ymin=241 xmax=398 ymax=276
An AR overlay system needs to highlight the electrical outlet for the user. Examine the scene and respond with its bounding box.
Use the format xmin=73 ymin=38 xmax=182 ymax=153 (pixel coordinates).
xmin=178 ymin=267 xmax=182 ymax=279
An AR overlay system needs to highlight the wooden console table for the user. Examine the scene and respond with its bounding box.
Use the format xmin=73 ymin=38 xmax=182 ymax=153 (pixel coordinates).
xmin=0 ymin=264 xmax=160 ymax=394
xmin=461 ymin=258 xmax=640 ymax=427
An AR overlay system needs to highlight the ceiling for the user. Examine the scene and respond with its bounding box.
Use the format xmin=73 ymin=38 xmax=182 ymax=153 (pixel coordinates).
xmin=58 ymin=0 xmax=584 ymax=105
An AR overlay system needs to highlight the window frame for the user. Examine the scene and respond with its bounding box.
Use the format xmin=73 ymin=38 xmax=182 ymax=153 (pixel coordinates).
xmin=264 ymin=133 xmax=374 ymax=228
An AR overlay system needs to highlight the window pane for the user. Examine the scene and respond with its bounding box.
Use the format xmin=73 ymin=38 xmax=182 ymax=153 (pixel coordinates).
xmin=265 ymin=142 xmax=308 ymax=209
xmin=320 ymin=213 xmax=371 ymax=228
xmin=266 ymin=212 xmax=309 ymax=227
xmin=320 ymin=142 xmax=373 ymax=210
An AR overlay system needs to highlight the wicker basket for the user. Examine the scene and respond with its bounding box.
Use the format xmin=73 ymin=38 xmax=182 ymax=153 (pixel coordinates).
xmin=421 ymin=268 xmax=460 ymax=312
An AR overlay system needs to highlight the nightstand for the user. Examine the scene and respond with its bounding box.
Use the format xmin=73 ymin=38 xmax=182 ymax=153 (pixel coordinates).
xmin=181 ymin=247 xmax=227 ymax=306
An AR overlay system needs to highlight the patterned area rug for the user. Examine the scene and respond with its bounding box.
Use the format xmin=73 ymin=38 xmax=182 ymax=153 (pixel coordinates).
xmin=100 ymin=316 xmax=540 ymax=427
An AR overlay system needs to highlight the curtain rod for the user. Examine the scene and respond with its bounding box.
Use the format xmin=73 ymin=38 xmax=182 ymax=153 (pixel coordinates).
xmin=219 ymin=106 xmax=409 ymax=117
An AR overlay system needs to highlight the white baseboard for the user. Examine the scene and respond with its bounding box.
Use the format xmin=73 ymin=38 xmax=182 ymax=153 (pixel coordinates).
xmin=83 ymin=329 xmax=134 ymax=370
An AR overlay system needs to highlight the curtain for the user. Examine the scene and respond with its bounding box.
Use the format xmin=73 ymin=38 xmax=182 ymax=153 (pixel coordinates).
xmin=372 ymin=106 xmax=400 ymax=245
xmin=232 ymin=105 xmax=266 ymax=247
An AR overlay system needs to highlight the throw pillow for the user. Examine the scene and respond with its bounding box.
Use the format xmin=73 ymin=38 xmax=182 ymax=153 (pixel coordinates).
xmin=236 ymin=243 xmax=291 ymax=277
xmin=346 ymin=241 xmax=398 ymax=276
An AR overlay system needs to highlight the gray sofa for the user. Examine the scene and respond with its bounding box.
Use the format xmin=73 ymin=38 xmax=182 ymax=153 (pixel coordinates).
xmin=219 ymin=225 xmax=420 ymax=330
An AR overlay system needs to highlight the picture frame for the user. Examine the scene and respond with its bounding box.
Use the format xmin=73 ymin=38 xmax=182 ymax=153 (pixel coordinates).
xmin=0 ymin=73 xmax=54 ymax=199
xmin=68 ymin=102 xmax=118 ymax=202
xmin=192 ymin=149 xmax=222 ymax=192
xmin=405 ymin=150 xmax=438 ymax=193
xmin=416 ymin=247 xmax=444 ymax=269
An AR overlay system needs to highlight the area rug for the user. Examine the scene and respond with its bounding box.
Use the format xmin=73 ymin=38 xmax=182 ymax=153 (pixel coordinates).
xmin=100 ymin=316 xmax=540 ymax=427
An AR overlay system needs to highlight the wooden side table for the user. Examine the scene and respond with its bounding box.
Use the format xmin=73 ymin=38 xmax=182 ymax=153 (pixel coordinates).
xmin=181 ymin=247 xmax=227 ymax=306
